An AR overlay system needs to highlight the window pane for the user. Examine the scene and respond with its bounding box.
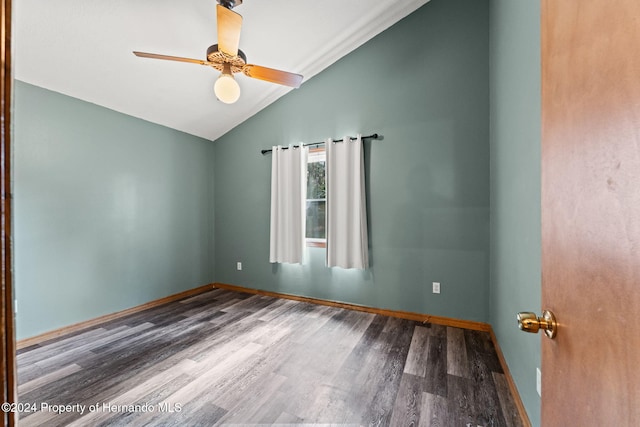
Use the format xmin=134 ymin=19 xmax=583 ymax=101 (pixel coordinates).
xmin=306 ymin=200 xmax=325 ymax=239
xmin=307 ymin=161 xmax=326 ymax=199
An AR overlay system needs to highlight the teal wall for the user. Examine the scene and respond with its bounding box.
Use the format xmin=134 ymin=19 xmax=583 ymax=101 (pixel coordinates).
xmin=14 ymin=81 xmax=215 ymax=340
xmin=213 ymin=0 xmax=490 ymax=322
xmin=489 ymin=0 xmax=541 ymax=425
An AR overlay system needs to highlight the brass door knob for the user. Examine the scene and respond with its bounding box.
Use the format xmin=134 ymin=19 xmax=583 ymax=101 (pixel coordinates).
xmin=517 ymin=310 xmax=557 ymax=339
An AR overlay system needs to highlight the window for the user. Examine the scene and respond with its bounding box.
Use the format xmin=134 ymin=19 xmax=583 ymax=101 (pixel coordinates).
xmin=306 ymin=148 xmax=326 ymax=247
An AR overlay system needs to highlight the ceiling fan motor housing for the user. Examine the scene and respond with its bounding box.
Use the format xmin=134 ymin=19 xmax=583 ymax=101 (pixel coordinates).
xmin=206 ymin=44 xmax=247 ymax=73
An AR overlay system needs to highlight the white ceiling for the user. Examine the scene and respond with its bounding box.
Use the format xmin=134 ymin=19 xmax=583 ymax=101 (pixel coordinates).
xmin=15 ymin=0 xmax=429 ymax=141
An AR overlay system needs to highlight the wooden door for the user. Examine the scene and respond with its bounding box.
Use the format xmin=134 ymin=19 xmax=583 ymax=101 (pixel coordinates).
xmin=541 ymin=0 xmax=640 ymax=425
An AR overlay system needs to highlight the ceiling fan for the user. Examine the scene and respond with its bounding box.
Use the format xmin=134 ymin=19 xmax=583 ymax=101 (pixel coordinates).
xmin=133 ymin=0 xmax=303 ymax=104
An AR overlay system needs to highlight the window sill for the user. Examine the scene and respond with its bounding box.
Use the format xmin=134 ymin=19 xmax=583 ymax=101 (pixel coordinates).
xmin=306 ymin=240 xmax=326 ymax=248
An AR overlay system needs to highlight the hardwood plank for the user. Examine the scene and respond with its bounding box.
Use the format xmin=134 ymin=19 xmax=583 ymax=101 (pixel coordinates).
xmin=447 ymin=326 xmax=470 ymax=378
xmin=464 ymin=332 xmax=509 ymax=427
xmin=466 ymin=357 xmax=508 ymax=427
xmin=358 ymin=317 xmax=415 ymax=426
xmin=109 ymin=373 xmax=197 ymax=427
xmin=306 ymin=383 xmax=354 ymax=424
xmin=23 ymin=323 xmax=153 ymax=374
xmin=63 ymin=360 xmax=192 ymax=426
xmin=389 ymin=373 xmax=424 ymax=426
xmin=218 ymin=373 xmax=289 ymax=425
xmin=403 ymin=325 xmax=430 ymax=377
xmin=421 ymin=321 xmax=447 ymax=339
xmin=221 ymin=294 xmax=279 ymax=314
xmin=423 ymin=336 xmax=448 ymax=397
xmin=157 ymin=342 xmax=264 ymax=410
xmin=489 ymin=329 xmax=531 ymax=426
xmin=256 ymin=298 xmax=298 ymax=322
xmin=276 ymin=310 xmax=374 ymax=421
xmin=202 ymin=316 xmax=331 ymax=412
xmin=150 ymin=399 xmax=226 ymax=427
xmin=18 ymin=363 xmax=82 ymax=395
xmin=301 ymin=312 xmax=377 ymax=423
xmin=447 ymin=374 xmax=477 ymax=427
xmin=19 ymin=327 xmax=116 ymax=361
xmin=493 ymin=372 xmax=524 ymax=427
xmin=323 ymin=312 xmax=388 ymax=420
xmin=273 ymin=410 xmax=304 ymax=424
xmin=18 ymin=405 xmax=60 ymax=426
xmin=419 ymin=392 xmax=448 ymax=427
xmin=464 ymin=329 xmax=503 ymax=373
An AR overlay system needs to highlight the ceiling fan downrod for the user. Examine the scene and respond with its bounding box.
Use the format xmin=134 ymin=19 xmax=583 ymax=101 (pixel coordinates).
xmin=218 ymin=0 xmax=242 ymax=10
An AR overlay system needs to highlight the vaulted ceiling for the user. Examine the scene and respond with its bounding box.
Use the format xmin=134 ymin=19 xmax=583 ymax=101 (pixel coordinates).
xmin=15 ymin=0 xmax=429 ymax=141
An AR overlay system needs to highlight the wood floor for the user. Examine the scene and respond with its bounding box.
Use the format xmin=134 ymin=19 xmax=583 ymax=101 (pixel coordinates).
xmin=16 ymin=288 xmax=524 ymax=426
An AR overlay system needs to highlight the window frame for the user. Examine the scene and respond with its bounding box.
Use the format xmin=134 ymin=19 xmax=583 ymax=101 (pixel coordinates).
xmin=306 ymin=147 xmax=327 ymax=248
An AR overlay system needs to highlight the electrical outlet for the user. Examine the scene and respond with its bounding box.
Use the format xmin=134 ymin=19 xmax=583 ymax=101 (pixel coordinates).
xmin=536 ymin=367 xmax=542 ymax=396
xmin=237 ymin=262 xmax=242 ymax=271
xmin=432 ymin=282 xmax=441 ymax=294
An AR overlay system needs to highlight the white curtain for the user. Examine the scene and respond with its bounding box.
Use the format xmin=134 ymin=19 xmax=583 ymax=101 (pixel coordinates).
xmin=269 ymin=145 xmax=307 ymax=264
xmin=326 ymin=134 xmax=369 ymax=269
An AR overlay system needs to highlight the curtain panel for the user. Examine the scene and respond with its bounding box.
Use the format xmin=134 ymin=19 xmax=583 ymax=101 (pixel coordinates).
xmin=269 ymin=145 xmax=307 ymax=264
xmin=326 ymin=134 xmax=369 ymax=269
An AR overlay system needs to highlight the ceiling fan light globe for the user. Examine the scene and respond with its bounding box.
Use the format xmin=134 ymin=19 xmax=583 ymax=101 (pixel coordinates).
xmin=214 ymin=73 xmax=241 ymax=104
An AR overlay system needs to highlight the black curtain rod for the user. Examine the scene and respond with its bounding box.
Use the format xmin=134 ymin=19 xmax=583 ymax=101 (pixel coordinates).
xmin=260 ymin=133 xmax=379 ymax=155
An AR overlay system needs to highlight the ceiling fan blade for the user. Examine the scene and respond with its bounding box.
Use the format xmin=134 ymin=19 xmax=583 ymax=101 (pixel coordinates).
xmin=217 ymin=5 xmax=242 ymax=57
xmin=133 ymin=51 xmax=208 ymax=65
xmin=243 ymin=64 xmax=303 ymax=88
